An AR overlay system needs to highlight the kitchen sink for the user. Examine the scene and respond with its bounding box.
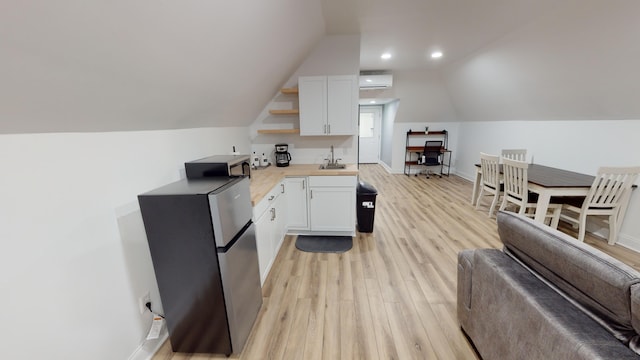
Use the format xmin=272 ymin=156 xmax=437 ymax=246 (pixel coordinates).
xmin=319 ymin=163 xmax=346 ymax=170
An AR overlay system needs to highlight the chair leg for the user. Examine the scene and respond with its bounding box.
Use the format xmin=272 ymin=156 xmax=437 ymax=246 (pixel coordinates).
xmin=489 ymin=193 xmax=499 ymax=218
xmin=475 ymin=188 xmax=484 ymax=211
xmin=499 ymin=196 xmax=508 ymax=212
xmin=550 ymin=207 xmax=561 ymax=230
xmin=608 ymin=213 xmax=618 ymax=245
xmin=577 ymin=213 xmax=588 ymax=242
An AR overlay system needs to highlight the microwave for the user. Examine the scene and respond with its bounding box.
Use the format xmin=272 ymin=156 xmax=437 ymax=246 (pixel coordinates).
xmin=185 ymin=154 xmax=251 ymax=179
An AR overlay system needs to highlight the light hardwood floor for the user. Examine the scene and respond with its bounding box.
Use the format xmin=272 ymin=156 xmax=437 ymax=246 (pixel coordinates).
xmin=153 ymin=164 xmax=640 ymax=360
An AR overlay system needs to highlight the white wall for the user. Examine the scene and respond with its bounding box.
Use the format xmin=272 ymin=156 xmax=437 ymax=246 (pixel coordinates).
xmin=379 ymin=100 xmax=399 ymax=169
xmin=453 ymin=119 xmax=640 ymax=250
xmin=0 ymin=127 xmax=250 ymax=359
xmin=250 ymin=35 xmax=361 ymax=165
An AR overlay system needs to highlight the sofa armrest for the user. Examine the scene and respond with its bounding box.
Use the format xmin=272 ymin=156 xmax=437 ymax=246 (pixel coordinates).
xmin=457 ymin=249 xmax=477 ymax=329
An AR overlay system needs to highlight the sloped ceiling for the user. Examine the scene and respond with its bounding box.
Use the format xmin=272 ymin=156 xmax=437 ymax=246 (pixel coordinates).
xmin=443 ymin=1 xmax=640 ymax=121
xmin=0 ymin=0 xmax=325 ymax=133
xmin=4 ymin=1 xmax=640 ymax=134
xmin=325 ymin=0 xmax=640 ymax=122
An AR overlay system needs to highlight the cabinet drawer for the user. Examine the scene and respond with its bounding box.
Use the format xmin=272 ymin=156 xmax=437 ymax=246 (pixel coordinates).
xmin=253 ymin=182 xmax=284 ymax=220
xmin=309 ymin=176 xmax=356 ymax=187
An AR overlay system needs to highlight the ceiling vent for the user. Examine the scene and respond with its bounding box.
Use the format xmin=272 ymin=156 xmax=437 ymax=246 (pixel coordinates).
xmin=359 ymin=71 xmax=393 ymax=89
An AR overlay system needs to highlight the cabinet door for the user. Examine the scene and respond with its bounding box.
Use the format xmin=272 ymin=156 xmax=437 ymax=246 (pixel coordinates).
xmin=327 ymin=75 xmax=358 ymax=135
xmin=254 ymin=207 xmax=274 ymax=285
xmin=299 ymin=76 xmax=327 ymax=136
xmin=272 ymin=194 xmax=286 ymax=257
xmin=285 ymin=177 xmax=309 ymax=230
xmin=309 ymin=186 xmax=355 ymax=232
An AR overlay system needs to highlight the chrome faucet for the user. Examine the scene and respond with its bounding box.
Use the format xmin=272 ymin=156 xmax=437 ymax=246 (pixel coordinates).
xmin=320 ymin=145 xmax=345 ymax=169
xmin=330 ymin=145 xmax=335 ymax=164
xmin=327 ymin=145 xmax=341 ymax=165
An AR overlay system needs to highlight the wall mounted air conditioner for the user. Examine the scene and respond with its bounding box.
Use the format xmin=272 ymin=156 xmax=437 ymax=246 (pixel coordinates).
xmin=359 ymin=72 xmax=393 ymax=89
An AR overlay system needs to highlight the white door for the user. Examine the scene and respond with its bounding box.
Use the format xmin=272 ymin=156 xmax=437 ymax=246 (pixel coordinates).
xmin=358 ymin=106 xmax=382 ymax=163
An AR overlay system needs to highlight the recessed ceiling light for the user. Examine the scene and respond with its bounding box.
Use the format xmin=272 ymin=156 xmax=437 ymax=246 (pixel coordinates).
xmin=431 ymin=51 xmax=443 ymax=59
xmin=381 ymin=53 xmax=392 ymax=60
xmin=369 ymin=100 xmax=376 ymax=104
xmin=366 ymin=79 xmax=373 ymax=82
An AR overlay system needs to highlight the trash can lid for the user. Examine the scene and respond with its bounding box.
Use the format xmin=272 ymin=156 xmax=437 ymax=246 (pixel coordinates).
xmin=357 ymin=180 xmax=378 ymax=195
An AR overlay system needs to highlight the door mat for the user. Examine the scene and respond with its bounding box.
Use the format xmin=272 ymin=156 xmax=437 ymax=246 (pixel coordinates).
xmin=295 ymin=235 xmax=353 ymax=253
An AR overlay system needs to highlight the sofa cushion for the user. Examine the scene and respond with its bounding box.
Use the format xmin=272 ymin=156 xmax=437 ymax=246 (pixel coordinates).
xmin=463 ymin=249 xmax=640 ymax=360
xmin=497 ymin=211 xmax=640 ymax=345
xmin=630 ymin=284 xmax=640 ymax=353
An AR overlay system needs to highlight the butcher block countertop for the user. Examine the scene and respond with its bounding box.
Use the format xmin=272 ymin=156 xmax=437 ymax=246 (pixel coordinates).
xmin=249 ymin=164 xmax=359 ymax=206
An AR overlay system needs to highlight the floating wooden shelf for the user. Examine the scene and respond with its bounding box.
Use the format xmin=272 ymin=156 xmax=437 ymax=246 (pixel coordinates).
xmin=280 ymin=88 xmax=299 ymax=95
xmin=257 ymin=129 xmax=301 ymax=134
xmin=406 ymin=146 xmax=424 ymax=152
xmin=269 ymin=109 xmax=299 ymax=115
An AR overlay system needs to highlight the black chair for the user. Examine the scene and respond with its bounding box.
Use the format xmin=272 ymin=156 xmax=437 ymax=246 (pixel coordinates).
xmin=421 ymin=141 xmax=443 ymax=178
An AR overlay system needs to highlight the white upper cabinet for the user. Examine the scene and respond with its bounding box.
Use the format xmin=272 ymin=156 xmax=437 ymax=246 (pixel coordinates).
xmin=299 ymin=75 xmax=358 ymax=136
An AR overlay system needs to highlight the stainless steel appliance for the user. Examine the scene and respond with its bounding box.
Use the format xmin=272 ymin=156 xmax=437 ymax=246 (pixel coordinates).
xmin=274 ymin=143 xmax=291 ymax=167
xmin=185 ymin=154 xmax=251 ymax=178
xmin=138 ymin=176 xmax=262 ymax=356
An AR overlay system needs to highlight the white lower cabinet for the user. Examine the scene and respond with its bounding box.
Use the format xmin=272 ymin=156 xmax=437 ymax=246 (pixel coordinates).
xmin=253 ymin=181 xmax=286 ymax=285
xmin=254 ymin=176 xmax=355 ymax=285
xmin=308 ymin=176 xmax=356 ymax=233
xmin=285 ymin=175 xmax=356 ymax=235
xmin=285 ymin=177 xmax=309 ymax=231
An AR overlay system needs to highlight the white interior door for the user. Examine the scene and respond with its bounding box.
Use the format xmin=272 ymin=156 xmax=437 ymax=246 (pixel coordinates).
xmin=358 ymin=106 xmax=382 ymax=163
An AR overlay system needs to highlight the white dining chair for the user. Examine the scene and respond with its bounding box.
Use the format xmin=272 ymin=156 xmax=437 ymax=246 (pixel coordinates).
xmin=499 ymin=158 xmax=561 ymax=228
xmin=476 ymin=152 xmax=502 ymax=217
xmin=560 ymin=166 xmax=640 ymax=244
xmin=501 ymin=149 xmax=527 ymax=162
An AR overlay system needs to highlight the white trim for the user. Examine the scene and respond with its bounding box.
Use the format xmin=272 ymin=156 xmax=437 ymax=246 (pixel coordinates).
xmin=617 ymin=233 xmax=640 ymax=253
xmin=128 ymin=326 xmax=168 ymax=360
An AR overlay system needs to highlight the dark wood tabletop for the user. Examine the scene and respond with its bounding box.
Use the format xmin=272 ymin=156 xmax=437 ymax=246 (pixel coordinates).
xmin=476 ymin=163 xmax=595 ymax=188
xmin=526 ymin=164 xmax=595 ymax=188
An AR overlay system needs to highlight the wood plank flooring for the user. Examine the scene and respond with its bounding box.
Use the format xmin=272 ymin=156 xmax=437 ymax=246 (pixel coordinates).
xmin=153 ymin=164 xmax=640 ymax=360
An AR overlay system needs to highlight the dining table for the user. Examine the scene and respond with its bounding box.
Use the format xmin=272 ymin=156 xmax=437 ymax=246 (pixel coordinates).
xmin=471 ymin=163 xmax=597 ymax=223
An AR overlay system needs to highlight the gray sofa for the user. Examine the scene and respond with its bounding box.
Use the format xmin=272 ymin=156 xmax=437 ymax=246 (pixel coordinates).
xmin=457 ymin=211 xmax=640 ymax=359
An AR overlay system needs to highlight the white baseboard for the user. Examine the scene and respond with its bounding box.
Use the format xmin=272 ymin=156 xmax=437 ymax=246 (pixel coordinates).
xmin=378 ymin=161 xmax=394 ymax=174
xmin=128 ymin=325 xmax=169 ymax=360
xmin=613 ymin=233 xmax=640 ymax=253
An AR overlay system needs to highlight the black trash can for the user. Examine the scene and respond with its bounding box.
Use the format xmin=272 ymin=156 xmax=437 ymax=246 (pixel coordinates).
xmin=357 ymin=180 xmax=378 ymax=233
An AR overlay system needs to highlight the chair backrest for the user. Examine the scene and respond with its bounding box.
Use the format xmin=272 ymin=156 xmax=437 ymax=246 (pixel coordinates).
xmin=501 ymin=149 xmax=527 ymax=162
xmin=479 ymin=152 xmax=501 ymax=189
xmin=584 ymin=166 xmax=640 ymax=210
xmin=423 ymin=141 xmax=442 ymax=165
xmin=502 ymin=158 xmax=529 ymax=204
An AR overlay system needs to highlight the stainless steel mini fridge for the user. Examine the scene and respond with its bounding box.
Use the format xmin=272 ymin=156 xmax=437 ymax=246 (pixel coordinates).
xmin=138 ymin=176 xmax=262 ymax=356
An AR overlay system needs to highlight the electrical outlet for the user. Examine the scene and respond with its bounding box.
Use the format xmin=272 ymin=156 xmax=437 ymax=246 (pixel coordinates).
xmin=138 ymin=291 xmax=150 ymax=314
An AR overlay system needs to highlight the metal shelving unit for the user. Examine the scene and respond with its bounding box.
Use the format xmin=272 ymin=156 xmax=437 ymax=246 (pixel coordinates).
xmin=404 ymin=130 xmax=452 ymax=176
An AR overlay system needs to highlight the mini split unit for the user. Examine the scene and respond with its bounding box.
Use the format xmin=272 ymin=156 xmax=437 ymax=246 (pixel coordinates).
xmin=359 ymin=71 xmax=393 ymax=90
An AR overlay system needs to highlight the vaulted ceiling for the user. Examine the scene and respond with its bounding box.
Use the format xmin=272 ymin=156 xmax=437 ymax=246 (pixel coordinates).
xmin=2 ymin=0 xmax=639 ymax=134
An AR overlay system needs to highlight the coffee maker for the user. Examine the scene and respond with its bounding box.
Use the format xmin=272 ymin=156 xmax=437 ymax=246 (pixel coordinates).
xmin=275 ymin=144 xmax=291 ymax=167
